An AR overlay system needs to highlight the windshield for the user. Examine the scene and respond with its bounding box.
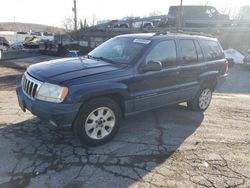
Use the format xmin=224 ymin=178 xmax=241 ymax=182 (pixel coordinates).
xmin=88 ymin=37 xmax=148 ymax=64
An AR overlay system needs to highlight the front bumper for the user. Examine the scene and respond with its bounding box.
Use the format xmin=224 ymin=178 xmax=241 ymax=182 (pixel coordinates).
xmin=16 ymin=85 xmax=82 ymax=126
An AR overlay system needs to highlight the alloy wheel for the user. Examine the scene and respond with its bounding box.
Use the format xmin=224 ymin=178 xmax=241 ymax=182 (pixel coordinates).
xmin=84 ymin=107 xmax=116 ymax=140
xmin=198 ymin=88 xmax=212 ymax=110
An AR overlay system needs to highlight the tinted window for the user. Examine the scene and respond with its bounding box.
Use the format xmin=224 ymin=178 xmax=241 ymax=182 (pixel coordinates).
xmin=200 ymin=40 xmax=224 ymax=61
xmin=180 ymin=39 xmax=198 ymax=63
xmin=146 ymin=40 xmax=177 ymax=68
xmin=194 ymin=40 xmax=204 ymax=61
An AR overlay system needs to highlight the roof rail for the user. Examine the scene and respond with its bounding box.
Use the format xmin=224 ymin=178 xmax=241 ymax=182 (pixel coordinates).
xmin=178 ymin=30 xmax=214 ymax=37
xmin=153 ymin=31 xmax=171 ymax=36
xmin=153 ymin=30 xmax=214 ymax=38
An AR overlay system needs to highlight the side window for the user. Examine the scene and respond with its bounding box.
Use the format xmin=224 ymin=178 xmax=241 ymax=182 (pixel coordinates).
xmin=200 ymin=40 xmax=224 ymax=61
xmin=194 ymin=40 xmax=204 ymax=61
xmin=146 ymin=40 xmax=177 ymax=68
xmin=180 ymin=39 xmax=198 ymax=63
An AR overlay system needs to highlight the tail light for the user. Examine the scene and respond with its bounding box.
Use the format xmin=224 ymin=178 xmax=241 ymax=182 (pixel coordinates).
xmin=224 ymin=60 xmax=229 ymax=74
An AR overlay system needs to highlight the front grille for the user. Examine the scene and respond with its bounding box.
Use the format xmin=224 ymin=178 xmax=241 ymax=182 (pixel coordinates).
xmin=22 ymin=72 xmax=43 ymax=99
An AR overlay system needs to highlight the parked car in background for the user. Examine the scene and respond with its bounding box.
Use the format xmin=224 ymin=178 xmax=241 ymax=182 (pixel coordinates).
xmin=16 ymin=33 xmax=228 ymax=146
xmin=113 ymin=21 xmax=130 ymax=28
xmin=0 ymin=37 xmax=10 ymax=60
xmin=93 ymin=20 xmax=130 ymax=31
xmin=132 ymin=21 xmax=154 ymax=29
xmin=10 ymin=40 xmax=24 ymax=50
xmin=23 ymin=36 xmax=40 ymax=49
xmin=30 ymin=32 xmax=54 ymax=41
xmin=167 ymin=5 xmax=230 ymax=27
xmin=17 ymin=31 xmax=29 ymax=35
xmin=0 ymin=37 xmax=10 ymax=51
xmin=243 ymin=49 xmax=250 ymax=67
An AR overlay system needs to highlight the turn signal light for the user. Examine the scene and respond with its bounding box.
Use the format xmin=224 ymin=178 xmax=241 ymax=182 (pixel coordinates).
xmin=224 ymin=60 xmax=229 ymax=74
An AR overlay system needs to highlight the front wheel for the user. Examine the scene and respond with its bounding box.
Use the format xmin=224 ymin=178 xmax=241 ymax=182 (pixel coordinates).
xmin=73 ymin=97 xmax=121 ymax=146
xmin=187 ymin=87 xmax=213 ymax=111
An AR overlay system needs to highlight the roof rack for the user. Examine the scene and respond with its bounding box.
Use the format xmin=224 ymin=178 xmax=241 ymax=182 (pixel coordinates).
xmin=153 ymin=30 xmax=214 ymax=38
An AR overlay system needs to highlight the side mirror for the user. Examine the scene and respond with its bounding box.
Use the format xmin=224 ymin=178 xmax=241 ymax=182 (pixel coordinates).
xmin=140 ymin=61 xmax=162 ymax=73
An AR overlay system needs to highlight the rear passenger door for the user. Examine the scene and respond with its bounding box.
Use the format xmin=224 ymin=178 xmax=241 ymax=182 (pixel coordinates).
xmin=177 ymin=39 xmax=205 ymax=100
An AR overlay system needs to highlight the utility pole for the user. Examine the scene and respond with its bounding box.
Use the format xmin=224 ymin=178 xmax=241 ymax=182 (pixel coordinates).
xmin=72 ymin=0 xmax=77 ymax=31
xmin=176 ymin=0 xmax=183 ymax=31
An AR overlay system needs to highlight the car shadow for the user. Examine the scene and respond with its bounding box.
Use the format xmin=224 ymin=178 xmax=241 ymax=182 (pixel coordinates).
xmin=0 ymin=74 xmax=23 ymax=91
xmin=0 ymin=104 xmax=204 ymax=188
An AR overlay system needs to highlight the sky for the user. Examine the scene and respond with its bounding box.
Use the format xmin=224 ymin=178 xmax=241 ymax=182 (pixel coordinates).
xmin=1 ymin=0 xmax=250 ymax=27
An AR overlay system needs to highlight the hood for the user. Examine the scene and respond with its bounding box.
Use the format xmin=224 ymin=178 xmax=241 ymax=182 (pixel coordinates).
xmin=27 ymin=57 xmax=121 ymax=84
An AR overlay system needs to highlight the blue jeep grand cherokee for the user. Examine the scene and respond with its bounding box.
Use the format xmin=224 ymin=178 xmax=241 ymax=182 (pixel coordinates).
xmin=16 ymin=33 xmax=228 ymax=146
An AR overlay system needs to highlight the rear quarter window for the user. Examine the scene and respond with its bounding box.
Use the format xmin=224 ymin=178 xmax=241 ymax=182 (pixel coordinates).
xmin=200 ymin=40 xmax=224 ymax=61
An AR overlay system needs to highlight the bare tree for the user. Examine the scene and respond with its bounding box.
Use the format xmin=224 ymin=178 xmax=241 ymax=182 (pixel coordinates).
xmin=79 ymin=19 xmax=83 ymax=29
xmin=148 ymin=11 xmax=163 ymax=17
xmin=219 ymin=3 xmax=237 ymax=19
xmin=92 ymin=14 xmax=97 ymax=26
xmin=62 ymin=16 xmax=74 ymax=32
xmin=45 ymin=26 xmax=58 ymax=33
xmin=199 ymin=0 xmax=209 ymax=5
xmin=84 ymin=18 xmax=88 ymax=28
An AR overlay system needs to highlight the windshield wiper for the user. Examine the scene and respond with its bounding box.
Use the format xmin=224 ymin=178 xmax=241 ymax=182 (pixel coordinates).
xmin=87 ymin=55 xmax=119 ymax=65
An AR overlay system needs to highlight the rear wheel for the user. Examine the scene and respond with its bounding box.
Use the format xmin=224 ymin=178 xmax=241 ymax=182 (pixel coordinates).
xmin=187 ymin=87 xmax=213 ymax=111
xmin=73 ymin=97 xmax=121 ymax=146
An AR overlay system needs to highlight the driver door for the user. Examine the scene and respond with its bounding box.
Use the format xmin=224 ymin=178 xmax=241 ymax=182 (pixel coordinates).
xmin=130 ymin=40 xmax=181 ymax=112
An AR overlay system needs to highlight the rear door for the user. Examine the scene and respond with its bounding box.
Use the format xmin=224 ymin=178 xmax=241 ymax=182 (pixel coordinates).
xmin=177 ymin=39 xmax=205 ymax=100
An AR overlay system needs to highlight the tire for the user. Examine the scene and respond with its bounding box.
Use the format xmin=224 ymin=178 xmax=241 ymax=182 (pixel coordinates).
xmin=73 ymin=97 xmax=121 ymax=146
xmin=187 ymin=86 xmax=213 ymax=111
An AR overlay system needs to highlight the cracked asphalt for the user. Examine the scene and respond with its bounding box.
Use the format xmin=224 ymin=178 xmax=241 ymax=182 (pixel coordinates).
xmin=0 ymin=57 xmax=250 ymax=188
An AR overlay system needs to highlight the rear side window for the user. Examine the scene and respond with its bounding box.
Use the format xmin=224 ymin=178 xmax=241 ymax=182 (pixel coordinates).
xmin=180 ymin=39 xmax=198 ymax=63
xmin=194 ymin=40 xmax=204 ymax=61
xmin=146 ymin=40 xmax=177 ymax=68
xmin=200 ymin=40 xmax=224 ymax=61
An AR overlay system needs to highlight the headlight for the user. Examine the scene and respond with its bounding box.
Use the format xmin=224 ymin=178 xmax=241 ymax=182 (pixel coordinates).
xmin=36 ymin=83 xmax=68 ymax=103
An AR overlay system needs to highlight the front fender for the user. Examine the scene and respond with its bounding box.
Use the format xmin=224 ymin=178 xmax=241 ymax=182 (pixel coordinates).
xmin=66 ymin=82 xmax=130 ymax=103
